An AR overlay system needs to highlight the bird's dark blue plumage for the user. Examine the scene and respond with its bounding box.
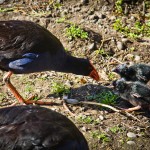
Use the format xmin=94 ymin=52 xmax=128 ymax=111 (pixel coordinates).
xmin=0 ymin=105 xmax=89 ymax=150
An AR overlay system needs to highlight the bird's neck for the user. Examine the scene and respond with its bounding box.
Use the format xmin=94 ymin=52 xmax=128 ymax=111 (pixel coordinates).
xmin=59 ymin=55 xmax=89 ymax=76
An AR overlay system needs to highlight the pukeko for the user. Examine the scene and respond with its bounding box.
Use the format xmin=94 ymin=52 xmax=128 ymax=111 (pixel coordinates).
xmin=113 ymin=78 xmax=150 ymax=112
xmin=112 ymin=63 xmax=150 ymax=84
xmin=0 ymin=20 xmax=99 ymax=105
xmin=0 ymin=105 xmax=89 ymax=150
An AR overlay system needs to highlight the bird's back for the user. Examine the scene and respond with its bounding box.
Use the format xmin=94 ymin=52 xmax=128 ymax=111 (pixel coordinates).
xmin=0 ymin=105 xmax=89 ymax=150
xmin=129 ymin=64 xmax=150 ymax=82
xmin=0 ymin=20 xmax=64 ymax=59
xmin=132 ymin=82 xmax=150 ymax=98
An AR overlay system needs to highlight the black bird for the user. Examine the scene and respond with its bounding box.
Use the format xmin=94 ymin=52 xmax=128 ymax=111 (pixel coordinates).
xmin=113 ymin=78 xmax=150 ymax=112
xmin=0 ymin=20 xmax=99 ymax=104
xmin=0 ymin=105 xmax=89 ymax=150
xmin=112 ymin=63 xmax=150 ymax=84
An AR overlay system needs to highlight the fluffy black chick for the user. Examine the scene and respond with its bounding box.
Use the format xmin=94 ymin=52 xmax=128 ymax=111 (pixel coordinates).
xmin=0 ymin=105 xmax=89 ymax=150
xmin=113 ymin=78 xmax=150 ymax=112
xmin=112 ymin=63 xmax=150 ymax=84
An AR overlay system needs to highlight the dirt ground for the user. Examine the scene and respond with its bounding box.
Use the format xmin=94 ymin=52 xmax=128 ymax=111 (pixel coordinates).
xmin=0 ymin=0 xmax=150 ymax=149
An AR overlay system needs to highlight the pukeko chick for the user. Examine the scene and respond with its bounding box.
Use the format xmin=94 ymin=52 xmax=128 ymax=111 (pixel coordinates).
xmin=0 ymin=20 xmax=99 ymax=105
xmin=113 ymin=78 xmax=150 ymax=112
xmin=112 ymin=63 xmax=150 ymax=84
xmin=0 ymin=105 xmax=89 ymax=150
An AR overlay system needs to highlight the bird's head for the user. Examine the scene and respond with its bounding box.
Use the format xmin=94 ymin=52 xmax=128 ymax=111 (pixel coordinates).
xmin=88 ymin=61 xmax=100 ymax=81
xmin=113 ymin=78 xmax=127 ymax=92
xmin=112 ymin=64 xmax=128 ymax=74
xmin=65 ymin=56 xmax=100 ymax=81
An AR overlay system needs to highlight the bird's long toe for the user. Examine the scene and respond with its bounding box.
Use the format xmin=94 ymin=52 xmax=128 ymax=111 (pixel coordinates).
xmin=24 ymin=95 xmax=54 ymax=105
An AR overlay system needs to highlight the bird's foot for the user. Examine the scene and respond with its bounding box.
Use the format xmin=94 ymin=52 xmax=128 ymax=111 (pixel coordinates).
xmin=23 ymin=95 xmax=54 ymax=105
xmin=3 ymin=71 xmax=54 ymax=105
xmin=24 ymin=99 xmax=54 ymax=105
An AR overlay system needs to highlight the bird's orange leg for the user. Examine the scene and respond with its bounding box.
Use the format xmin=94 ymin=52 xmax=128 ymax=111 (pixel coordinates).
xmin=123 ymin=105 xmax=141 ymax=112
xmin=3 ymin=71 xmax=53 ymax=105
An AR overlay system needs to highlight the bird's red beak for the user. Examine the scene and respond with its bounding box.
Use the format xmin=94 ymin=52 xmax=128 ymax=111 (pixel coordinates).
xmin=89 ymin=62 xmax=100 ymax=81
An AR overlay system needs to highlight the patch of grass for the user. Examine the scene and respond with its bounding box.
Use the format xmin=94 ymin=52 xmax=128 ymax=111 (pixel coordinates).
xmin=25 ymin=83 xmax=33 ymax=93
xmin=0 ymin=93 xmax=6 ymax=101
xmin=56 ymin=16 xmax=72 ymax=24
xmin=95 ymin=49 xmax=109 ymax=57
xmin=113 ymin=19 xmax=150 ymax=38
xmin=0 ymin=7 xmax=14 ymax=12
xmin=38 ymin=76 xmax=49 ymax=81
xmin=32 ymin=95 xmax=41 ymax=101
xmin=77 ymin=115 xmax=93 ymax=124
xmin=56 ymin=17 xmax=66 ymax=23
xmin=65 ymin=24 xmax=88 ymax=40
xmin=91 ymin=131 xmax=111 ymax=143
xmin=108 ymin=72 xmax=116 ymax=80
xmin=129 ymin=47 xmax=135 ymax=52
xmin=64 ymin=48 xmax=69 ymax=51
xmin=51 ymin=82 xmax=70 ymax=96
xmin=110 ymin=126 xmax=122 ymax=134
xmin=53 ymin=2 xmax=62 ymax=9
xmin=30 ymin=10 xmax=51 ymax=17
xmin=115 ymin=0 xmax=123 ymax=14
xmin=87 ymin=91 xmax=118 ymax=105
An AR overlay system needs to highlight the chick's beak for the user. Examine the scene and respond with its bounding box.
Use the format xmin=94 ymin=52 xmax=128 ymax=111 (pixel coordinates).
xmin=89 ymin=69 xmax=100 ymax=81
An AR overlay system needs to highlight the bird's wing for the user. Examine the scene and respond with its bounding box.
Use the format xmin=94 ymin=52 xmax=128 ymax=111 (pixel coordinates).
xmin=130 ymin=82 xmax=150 ymax=104
xmin=0 ymin=20 xmax=64 ymax=60
xmin=0 ymin=21 xmax=31 ymax=58
xmin=131 ymin=93 xmax=141 ymax=98
xmin=135 ymin=83 xmax=150 ymax=97
xmin=136 ymin=74 xmax=147 ymax=81
xmin=0 ymin=106 xmax=88 ymax=150
xmin=0 ymin=121 xmax=86 ymax=150
xmin=8 ymin=53 xmax=39 ymax=71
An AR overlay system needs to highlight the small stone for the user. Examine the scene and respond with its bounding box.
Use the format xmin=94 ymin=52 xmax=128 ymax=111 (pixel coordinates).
xmin=110 ymin=15 xmax=116 ymax=20
xmin=125 ymin=54 xmax=134 ymax=61
xmin=88 ymin=43 xmax=95 ymax=50
xmin=130 ymin=16 xmax=135 ymax=21
xmin=0 ymin=0 xmax=5 ymax=4
xmin=65 ymin=99 xmax=79 ymax=104
xmin=134 ymin=55 xmax=140 ymax=62
xmin=81 ymin=126 xmax=87 ymax=132
xmin=121 ymin=38 xmax=129 ymax=43
xmin=127 ymin=132 xmax=137 ymax=138
xmin=63 ymin=95 xmax=68 ymax=100
xmin=127 ymin=141 xmax=136 ymax=145
xmin=89 ymin=15 xmax=99 ymax=21
xmin=117 ymin=41 xmax=125 ymax=50
xmin=90 ymin=110 xmax=97 ymax=115
xmin=81 ymin=0 xmax=89 ymax=4
xmin=98 ymin=14 xmax=106 ymax=19
xmin=99 ymin=115 xmax=104 ymax=120
xmin=56 ymin=0 xmax=63 ymax=3
xmin=74 ymin=7 xmax=81 ymax=12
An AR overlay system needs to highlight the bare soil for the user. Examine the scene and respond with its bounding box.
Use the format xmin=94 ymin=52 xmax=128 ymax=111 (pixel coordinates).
xmin=0 ymin=0 xmax=150 ymax=149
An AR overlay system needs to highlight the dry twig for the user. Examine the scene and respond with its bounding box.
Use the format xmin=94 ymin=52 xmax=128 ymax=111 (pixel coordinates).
xmin=63 ymin=101 xmax=75 ymax=117
xmin=99 ymin=38 xmax=111 ymax=50
xmin=80 ymin=101 xmax=140 ymax=122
